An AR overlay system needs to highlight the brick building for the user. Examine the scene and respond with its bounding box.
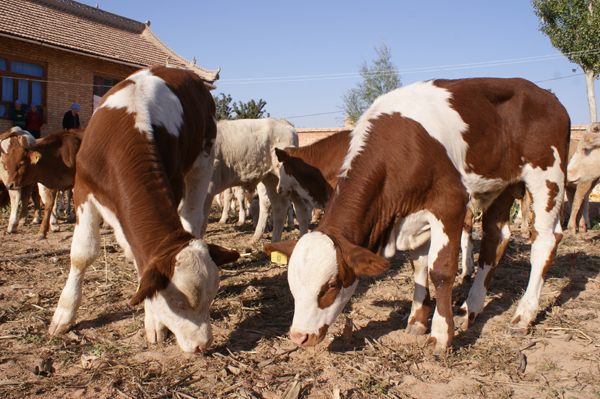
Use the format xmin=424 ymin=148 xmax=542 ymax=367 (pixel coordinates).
xmin=0 ymin=0 xmax=219 ymax=135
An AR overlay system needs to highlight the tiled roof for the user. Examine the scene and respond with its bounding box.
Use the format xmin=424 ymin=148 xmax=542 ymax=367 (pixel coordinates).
xmin=0 ymin=0 xmax=219 ymax=82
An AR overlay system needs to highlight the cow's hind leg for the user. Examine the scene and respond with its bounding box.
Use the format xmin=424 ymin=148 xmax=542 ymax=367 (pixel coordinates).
xmin=49 ymin=195 xmax=101 ymax=335
xmin=510 ymin=178 xmax=563 ymax=334
xmin=456 ymin=188 xmax=514 ymax=331
xmin=459 ymin=207 xmax=474 ymax=284
xmin=406 ymin=243 xmax=432 ymax=335
xmin=425 ymin=211 xmax=464 ymax=355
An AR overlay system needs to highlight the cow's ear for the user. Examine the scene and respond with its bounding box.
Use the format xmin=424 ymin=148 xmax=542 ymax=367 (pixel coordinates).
xmin=582 ymin=133 xmax=600 ymax=150
xmin=264 ymin=240 xmax=298 ymax=258
xmin=343 ymin=243 xmax=390 ymax=277
xmin=29 ymin=151 xmax=42 ymax=165
xmin=129 ymin=268 xmax=170 ymax=307
xmin=274 ymin=148 xmax=290 ymax=163
xmin=208 ymin=244 xmax=240 ymax=266
xmin=17 ymin=135 xmax=30 ymax=147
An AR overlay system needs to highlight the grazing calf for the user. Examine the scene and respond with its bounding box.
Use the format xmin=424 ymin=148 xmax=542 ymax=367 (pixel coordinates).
xmin=266 ymin=78 xmax=569 ymax=354
xmin=49 ymin=66 xmax=239 ymax=353
xmin=0 ymin=127 xmax=41 ymax=232
xmin=276 ymin=130 xmax=475 ymax=283
xmin=4 ymin=129 xmax=84 ymax=240
xmin=199 ymin=118 xmax=310 ymax=243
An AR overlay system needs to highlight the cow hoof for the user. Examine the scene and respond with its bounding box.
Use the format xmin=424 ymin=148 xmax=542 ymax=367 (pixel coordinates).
xmin=406 ymin=324 xmax=427 ymax=335
xmin=217 ymin=220 xmax=227 ymax=225
xmin=454 ymin=314 xmax=472 ymax=332
xmin=508 ymin=325 xmax=529 ymax=336
xmin=35 ymin=235 xmax=46 ymax=242
xmin=49 ymin=321 xmax=71 ymax=335
xmin=146 ymin=326 xmax=169 ymax=344
xmin=32 ymin=218 xmax=42 ymax=225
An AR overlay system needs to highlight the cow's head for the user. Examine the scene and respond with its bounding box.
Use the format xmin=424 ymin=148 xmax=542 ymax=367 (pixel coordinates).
xmin=265 ymin=232 xmax=389 ymax=346
xmin=130 ymin=237 xmax=239 ymax=353
xmin=3 ymin=145 xmax=41 ymax=190
xmin=275 ymin=148 xmax=332 ymax=209
xmin=567 ymin=123 xmax=600 ymax=185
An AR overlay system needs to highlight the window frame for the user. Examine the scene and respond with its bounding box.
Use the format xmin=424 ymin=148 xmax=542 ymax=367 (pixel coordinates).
xmin=93 ymin=75 xmax=121 ymax=97
xmin=0 ymin=55 xmax=47 ymax=120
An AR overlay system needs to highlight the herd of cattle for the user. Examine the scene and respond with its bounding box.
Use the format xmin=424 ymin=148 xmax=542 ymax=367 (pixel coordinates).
xmin=1 ymin=66 xmax=600 ymax=356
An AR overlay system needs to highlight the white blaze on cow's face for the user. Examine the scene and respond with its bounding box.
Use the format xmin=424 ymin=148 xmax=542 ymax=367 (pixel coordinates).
xmin=287 ymin=232 xmax=358 ymax=346
xmin=144 ymin=239 xmax=220 ymax=352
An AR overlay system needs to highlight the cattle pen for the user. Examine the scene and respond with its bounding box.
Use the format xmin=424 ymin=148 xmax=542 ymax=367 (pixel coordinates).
xmin=0 ymin=202 xmax=599 ymax=398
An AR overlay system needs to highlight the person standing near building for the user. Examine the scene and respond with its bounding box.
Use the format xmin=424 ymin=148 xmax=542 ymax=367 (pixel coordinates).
xmin=62 ymin=103 xmax=80 ymax=130
xmin=26 ymin=103 xmax=43 ymax=139
xmin=11 ymin=100 xmax=28 ymax=129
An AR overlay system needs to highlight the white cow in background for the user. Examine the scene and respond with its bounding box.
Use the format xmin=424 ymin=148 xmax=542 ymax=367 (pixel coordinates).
xmin=198 ymin=118 xmax=310 ymax=243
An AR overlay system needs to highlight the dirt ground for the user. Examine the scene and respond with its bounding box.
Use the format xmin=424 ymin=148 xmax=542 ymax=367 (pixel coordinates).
xmin=0 ymin=203 xmax=599 ymax=399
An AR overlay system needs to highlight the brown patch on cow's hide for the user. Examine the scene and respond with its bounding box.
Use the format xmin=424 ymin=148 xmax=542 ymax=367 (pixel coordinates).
xmin=434 ymin=78 xmax=570 ymax=179
xmin=545 ymin=180 xmax=560 ymax=213
xmin=304 ymin=324 xmax=330 ymax=346
xmin=540 ymin=233 xmax=562 ymax=281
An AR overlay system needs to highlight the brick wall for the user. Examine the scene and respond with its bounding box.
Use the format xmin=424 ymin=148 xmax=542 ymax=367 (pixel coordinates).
xmin=0 ymin=36 xmax=138 ymax=136
xmin=296 ymin=127 xmax=348 ymax=147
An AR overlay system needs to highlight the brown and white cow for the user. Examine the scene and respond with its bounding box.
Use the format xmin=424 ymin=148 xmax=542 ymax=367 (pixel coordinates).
xmin=0 ymin=127 xmax=42 ymax=232
xmin=275 ymin=129 xmax=475 ymax=283
xmin=4 ymin=129 xmax=84 ymax=240
xmin=266 ymin=78 xmax=570 ymax=354
xmin=48 ymin=66 xmax=239 ymax=353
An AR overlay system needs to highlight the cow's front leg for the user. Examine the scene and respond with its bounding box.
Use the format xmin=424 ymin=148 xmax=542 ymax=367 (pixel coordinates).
xmin=456 ymin=189 xmax=514 ymax=331
xmin=36 ymin=186 xmax=58 ymax=241
xmin=406 ymin=243 xmax=431 ymax=335
xmin=50 ymin=197 xmax=101 ymax=334
xmin=144 ymin=300 xmax=169 ymax=343
xmin=218 ymin=188 xmax=233 ymax=224
xmin=6 ymin=188 xmax=21 ymax=232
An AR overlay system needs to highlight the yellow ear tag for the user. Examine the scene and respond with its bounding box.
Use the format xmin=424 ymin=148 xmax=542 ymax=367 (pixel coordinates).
xmin=271 ymin=251 xmax=288 ymax=265
xmin=136 ymin=284 xmax=140 ymax=293
xmin=590 ymin=138 xmax=594 ymax=143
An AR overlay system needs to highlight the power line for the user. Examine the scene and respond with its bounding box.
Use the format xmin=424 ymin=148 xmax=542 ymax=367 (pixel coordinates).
xmin=219 ymin=49 xmax=600 ymax=85
xmin=285 ymin=71 xmax=587 ymax=120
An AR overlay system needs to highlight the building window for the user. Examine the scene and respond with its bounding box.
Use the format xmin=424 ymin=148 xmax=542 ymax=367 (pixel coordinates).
xmin=93 ymin=76 xmax=120 ymax=97
xmin=0 ymin=56 xmax=46 ymax=119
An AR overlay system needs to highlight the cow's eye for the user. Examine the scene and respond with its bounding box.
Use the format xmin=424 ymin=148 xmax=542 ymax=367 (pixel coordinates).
xmin=327 ymin=281 xmax=338 ymax=290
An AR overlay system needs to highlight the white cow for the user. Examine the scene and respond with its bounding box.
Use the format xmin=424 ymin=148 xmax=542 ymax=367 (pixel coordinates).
xmin=198 ymin=118 xmax=310 ymax=243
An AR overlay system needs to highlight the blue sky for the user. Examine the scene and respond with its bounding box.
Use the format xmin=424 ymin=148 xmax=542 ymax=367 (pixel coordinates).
xmin=80 ymin=1 xmax=597 ymax=128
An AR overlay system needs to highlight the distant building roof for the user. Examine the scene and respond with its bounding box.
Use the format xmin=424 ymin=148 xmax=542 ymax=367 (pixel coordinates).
xmin=0 ymin=0 xmax=219 ymax=83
